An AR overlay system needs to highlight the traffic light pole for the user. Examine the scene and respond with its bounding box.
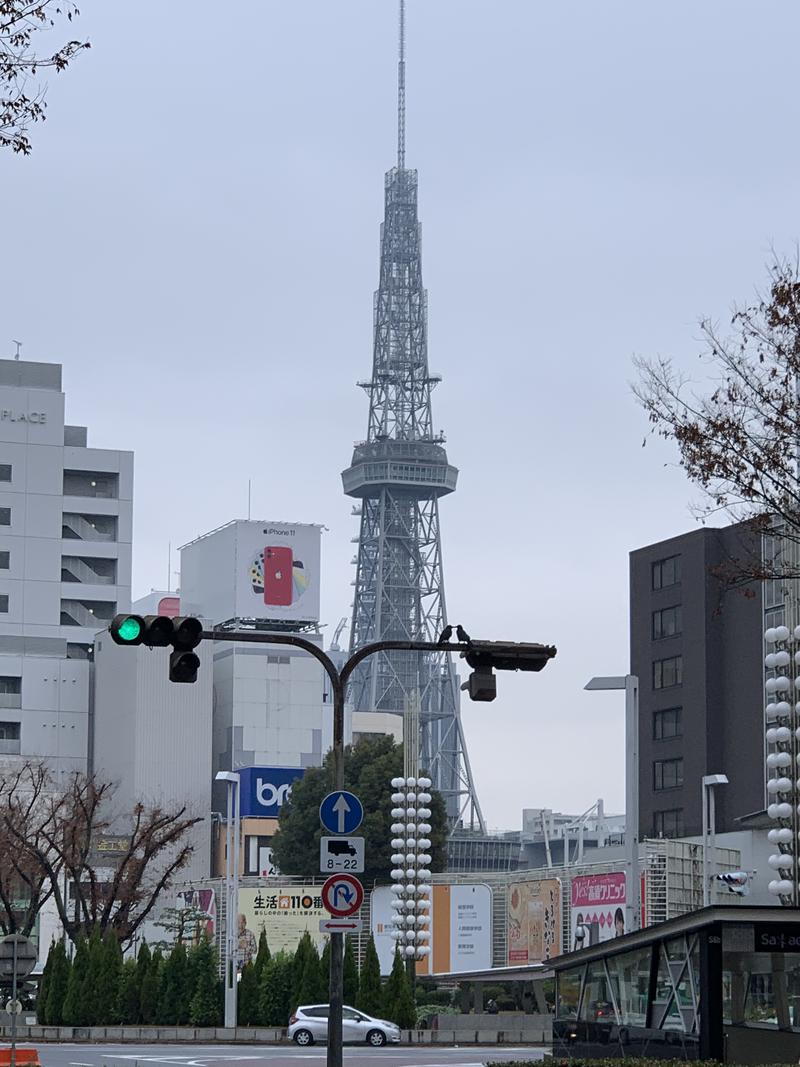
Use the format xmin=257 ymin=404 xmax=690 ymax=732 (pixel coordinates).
xmin=199 ymin=630 xmax=467 ymax=1067
xmin=177 ymin=628 xmax=554 ymax=1067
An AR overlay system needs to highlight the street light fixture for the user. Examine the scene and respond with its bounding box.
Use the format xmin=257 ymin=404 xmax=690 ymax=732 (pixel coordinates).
xmin=701 ymin=774 xmax=728 ymax=906
xmin=584 ymin=674 xmax=640 ymax=934
xmin=215 ymin=770 xmax=241 ymax=1028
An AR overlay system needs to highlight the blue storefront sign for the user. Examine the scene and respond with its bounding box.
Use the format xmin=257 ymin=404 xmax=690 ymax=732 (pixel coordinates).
xmin=238 ymin=766 xmax=305 ymax=817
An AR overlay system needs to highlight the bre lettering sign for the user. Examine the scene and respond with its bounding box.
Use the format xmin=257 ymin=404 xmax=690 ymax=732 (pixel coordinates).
xmin=238 ymin=766 xmax=304 ymax=818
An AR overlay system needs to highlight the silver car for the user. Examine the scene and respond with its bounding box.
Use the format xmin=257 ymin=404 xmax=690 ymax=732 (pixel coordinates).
xmin=288 ymin=1004 xmax=402 ymax=1046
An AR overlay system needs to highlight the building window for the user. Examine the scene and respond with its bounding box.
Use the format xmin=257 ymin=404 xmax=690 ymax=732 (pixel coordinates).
xmin=0 ymin=465 xmax=11 ymax=482
xmin=654 ymin=758 xmax=684 ymax=791
xmin=0 ymin=676 xmax=21 ymax=710
xmin=653 ymin=655 xmax=682 ymax=689
xmin=244 ymin=835 xmax=275 ymax=876
xmin=0 ymin=552 xmax=9 ymax=570
xmin=652 ymin=605 xmax=682 ymax=640
xmin=654 ymin=808 xmax=684 ymax=837
xmin=652 ymin=555 xmax=681 ymax=590
xmin=653 ymin=707 xmax=682 ymax=741
xmin=0 ymin=595 xmax=9 ymax=614
xmin=0 ymin=509 xmax=10 ymax=527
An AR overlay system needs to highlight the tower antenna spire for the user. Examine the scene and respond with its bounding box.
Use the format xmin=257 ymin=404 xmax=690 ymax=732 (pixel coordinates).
xmin=397 ymin=0 xmax=406 ymax=169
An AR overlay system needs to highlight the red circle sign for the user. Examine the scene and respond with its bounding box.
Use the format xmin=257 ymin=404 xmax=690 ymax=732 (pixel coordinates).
xmin=322 ymin=873 xmax=364 ymax=917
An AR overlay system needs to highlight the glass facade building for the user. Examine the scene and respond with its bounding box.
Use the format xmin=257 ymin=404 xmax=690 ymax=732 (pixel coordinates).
xmin=553 ymin=906 xmax=800 ymax=1064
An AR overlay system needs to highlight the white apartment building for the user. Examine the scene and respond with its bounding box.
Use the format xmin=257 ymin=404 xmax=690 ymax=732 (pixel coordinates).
xmin=0 ymin=358 xmax=132 ymax=777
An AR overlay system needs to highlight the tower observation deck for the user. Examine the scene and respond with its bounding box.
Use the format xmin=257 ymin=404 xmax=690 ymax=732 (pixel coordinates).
xmin=342 ymin=2 xmax=483 ymax=829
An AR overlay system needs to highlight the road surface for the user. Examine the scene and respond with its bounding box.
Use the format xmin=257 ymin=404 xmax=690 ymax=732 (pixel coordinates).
xmin=26 ymin=1043 xmax=546 ymax=1067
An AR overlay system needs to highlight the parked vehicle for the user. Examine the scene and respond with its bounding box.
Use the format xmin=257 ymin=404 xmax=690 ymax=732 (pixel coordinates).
xmin=288 ymin=1004 xmax=401 ymax=1046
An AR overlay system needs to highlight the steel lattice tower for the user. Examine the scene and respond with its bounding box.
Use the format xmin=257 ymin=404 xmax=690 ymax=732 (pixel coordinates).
xmin=342 ymin=0 xmax=484 ymax=829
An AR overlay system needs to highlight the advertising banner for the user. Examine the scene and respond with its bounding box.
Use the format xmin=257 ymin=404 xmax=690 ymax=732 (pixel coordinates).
xmin=235 ymin=522 xmax=321 ymax=623
xmin=238 ymin=766 xmax=305 ymax=818
xmin=371 ymin=883 xmax=492 ymax=977
xmin=174 ymin=888 xmax=216 ymax=945
xmin=570 ymin=872 xmax=626 ymax=950
xmin=239 ymin=886 xmax=330 ymax=959
xmin=507 ymin=878 xmax=562 ymax=964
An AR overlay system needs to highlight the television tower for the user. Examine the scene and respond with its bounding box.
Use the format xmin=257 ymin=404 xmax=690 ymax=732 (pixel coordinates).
xmin=342 ymin=0 xmax=484 ymax=829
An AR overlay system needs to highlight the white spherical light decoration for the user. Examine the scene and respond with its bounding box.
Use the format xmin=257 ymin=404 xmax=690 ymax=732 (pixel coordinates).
xmin=766 ymin=678 xmax=779 ymax=694
xmin=768 ymin=752 xmax=792 ymax=769
xmin=391 ymin=853 xmax=406 ymax=865
xmin=405 ymin=776 xmax=417 ymax=788
xmin=794 ymin=625 xmax=800 ymax=642
xmin=417 ymin=807 xmax=432 ymax=819
xmin=392 ymin=838 xmax=405 ymax=849
xmin=391 ymin=777 xmax=405 ymax=789
xmin=766 ymin=703 xmax=780 ymax=721
xmin=776 ymin=625 xmax=791 ymax=642
xmin=405 ymin=838 xmax=417 ymax=849
xmin=405 ymin=853 xmax=417 ymax=864
xmin=405 ymin=868 xmax=417 ymax=879
xmin=417 ymin=945 xmax=431 ymax=957
xmin=391 ymin=823 xmax=406 ymax=835
xmin=765 ymin=652 xmax=778 ymax=668
xmin=417 ymin=883 xmax=432 ymax=896
xmin=406 ymin=823 xmax=416 ymax=833
xmin=405 ymin=807 xmax=417 ymax=818
xmin=417 ymin=792 xmax=432 ymax=804
xmin=391 ymin=807 xmax=405 ymax=819
xmin=768 ymin=879 xmax=784 ymax=895
xmin=775 ymin=676 xmax=791 ymax=692
xmin=418 ymin=822 xmax=432 ymax=834
xmin=777 ymin=879 xmax=795 ymax=895
xmin=390 ymin=884 xmax=404 ymax=896
xmin=765 ymin=628 xmax=778 ymax=643
xmin=418 ymin=777 xmax=432 ymax=789
xmin=391 ymin=792 xmax=406 ymax=804
xmin=776 ymin=701 xmax=792 ymax=716
xmin=776 ymin=726 xmax=792 ymax=743
xmin=766 ymin=728 xmax=781 ymax=744
xmin=769 ymin=853 xmax=793 ymax=870
xmin=776 ymin=650 xmax=791 ymax=668
xmin=769 ymin=827 xmax=794 ymax=844
xmin=404 ymin=946 xmax=416 ymax=957
xmin=391 ymin=869 xmax=404 ymax=881
xmin=417 ymin=853 xmax=432 ymax=865
xmin=777 ymin=802 xmax=794 ymax=818
xmin=418 ymin=838 xmax=432 ymax=849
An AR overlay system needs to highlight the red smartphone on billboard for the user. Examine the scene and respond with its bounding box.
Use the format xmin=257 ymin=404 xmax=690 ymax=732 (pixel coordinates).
xmin=264 ymin=546 xmax=293 ymax=606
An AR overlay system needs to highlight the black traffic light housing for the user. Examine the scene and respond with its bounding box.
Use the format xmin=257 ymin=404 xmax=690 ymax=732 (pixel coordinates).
xmin=459 ymin=639 xmax=557 ymax=702
xmin=108 ymin=614 xmax=203 ymax=683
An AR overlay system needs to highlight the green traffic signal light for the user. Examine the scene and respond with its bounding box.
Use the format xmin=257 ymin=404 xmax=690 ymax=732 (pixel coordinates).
xmin=118 ymin=617 xmax=142 ymax=642
xmin=109 ymin=614 xmax=146 ymax=646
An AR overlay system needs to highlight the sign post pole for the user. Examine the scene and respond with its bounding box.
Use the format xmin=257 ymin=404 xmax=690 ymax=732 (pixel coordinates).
xmin=10 ymin=937 xmax=17 ymax=1067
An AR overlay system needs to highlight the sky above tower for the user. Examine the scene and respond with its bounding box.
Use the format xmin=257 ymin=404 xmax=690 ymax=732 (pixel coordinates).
xmin=3 ymin=0 xmax=796 ymax=829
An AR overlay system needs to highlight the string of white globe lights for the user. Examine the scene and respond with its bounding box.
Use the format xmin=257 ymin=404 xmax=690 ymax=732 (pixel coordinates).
xmin=389 ymin=776 xmax=433 ymax=960
xmin=764 ymin=624 xmax=800 ymax=904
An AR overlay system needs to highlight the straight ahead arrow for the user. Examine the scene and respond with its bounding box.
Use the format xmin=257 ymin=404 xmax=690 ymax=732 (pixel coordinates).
xmin=332 ymin=794 xmax=351 ymax=833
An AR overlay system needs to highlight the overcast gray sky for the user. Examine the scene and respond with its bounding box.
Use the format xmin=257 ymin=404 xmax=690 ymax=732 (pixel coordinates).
xmin=4 ymin=1 xmax=797 ymax=829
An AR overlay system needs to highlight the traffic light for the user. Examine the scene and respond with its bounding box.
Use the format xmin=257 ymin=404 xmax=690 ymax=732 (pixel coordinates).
xmin=459 ymin=640 xmax=557 ymax=702
xmin=169 ymin=616 xmax=203 ymax=683
xmin=108 ymin=614 xmax=203 ymax=683
xmin=715 ymin=871 xmax=751 ymax=896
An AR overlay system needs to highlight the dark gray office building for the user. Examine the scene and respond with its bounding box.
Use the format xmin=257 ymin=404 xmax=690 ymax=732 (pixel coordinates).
xmin=630 ymin=524 xmax=765 ymax=840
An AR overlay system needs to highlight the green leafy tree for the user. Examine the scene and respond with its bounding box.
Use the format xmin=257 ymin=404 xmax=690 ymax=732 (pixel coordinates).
xmin=159 ymin=941 xmax=189 ymax=1025
xmin=135 ymin=940 xmax=151 ymax=1018
xmin=188 ymin=937 xmax=220 ymax=1026
xmin=271 ymin=737 xmax=447 ymax=882
xmin=117 ymin=958 xmax=140 ymax=1025
xmin=44 ymin=941 xmax=70 ymax=1026
xmin=253 ymin=929 xmax=271 ymax=984
xmin=294 ymin=933 xmax=323 ymax=1008
xmin=343 ymin=938 xmax=358 ymax=1006
xmin=259 ymin=951 xmax=294 ymax=1027
xmin=37 ymin=940 xmax=55 ymax=1023
xmin=382 ymin=947 xmax=405 ymax=1020
xmin=237 ymin=960 xmax=259 ymax=1026
xmin=80 ymin=926 xmax=104 ymax=1025
xmin=356 ymin=935 xmax=383 ymax=1016
xmin=62 ymin=936 xmax=88 ymax=1026
xmin=97 ymin=932 xmax=123 ymax=1024
xmin=140 ymin=947 xmax=163 ymax=1025
xmin=384 ymin=952 xmax=416 ymax=1030
xmin=319 ymin=939 xmax=330 ymax=1001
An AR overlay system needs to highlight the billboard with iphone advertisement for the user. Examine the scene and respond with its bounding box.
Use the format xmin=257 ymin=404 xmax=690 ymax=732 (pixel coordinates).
xmin=180 ymin=520 xmax=321 ymax=625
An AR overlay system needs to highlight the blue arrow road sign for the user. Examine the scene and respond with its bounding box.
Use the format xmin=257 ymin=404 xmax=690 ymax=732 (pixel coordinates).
xmin=320 ymin=790 xmax=363 ymax=835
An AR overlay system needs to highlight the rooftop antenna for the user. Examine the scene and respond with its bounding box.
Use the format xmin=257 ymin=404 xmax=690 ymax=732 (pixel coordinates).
xmin=397 ymin=0 xmax=406 ymax=170
xmin=11 ymin=341 xmax=22 ymax=360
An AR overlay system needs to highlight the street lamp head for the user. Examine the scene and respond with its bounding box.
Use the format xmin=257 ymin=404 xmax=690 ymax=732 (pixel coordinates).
xmin=702 ymin=774 xmax=729 ymax=787
xmin=584 ymin=676 xmax=627 ymax=691
xmin=215 ymin=771 xmax=239 ymax=784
